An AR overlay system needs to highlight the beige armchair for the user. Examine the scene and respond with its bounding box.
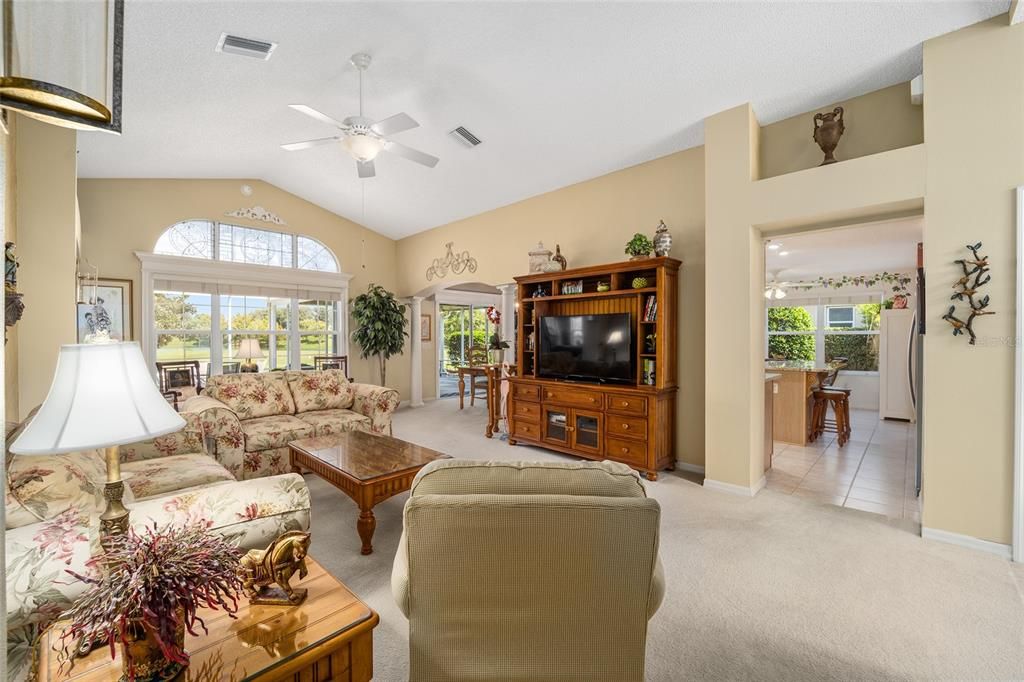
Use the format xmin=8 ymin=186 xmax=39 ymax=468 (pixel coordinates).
xmin=391 ymin=459 xmax=664 ymax=682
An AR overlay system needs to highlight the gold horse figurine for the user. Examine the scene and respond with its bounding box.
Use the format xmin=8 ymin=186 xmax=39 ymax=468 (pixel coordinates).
xmin=239 ymin=530 xmax=311 ymax=605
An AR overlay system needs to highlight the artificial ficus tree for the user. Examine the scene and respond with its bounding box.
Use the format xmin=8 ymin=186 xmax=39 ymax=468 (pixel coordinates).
xmin=350 ymin=283 xmax=408 ymax=385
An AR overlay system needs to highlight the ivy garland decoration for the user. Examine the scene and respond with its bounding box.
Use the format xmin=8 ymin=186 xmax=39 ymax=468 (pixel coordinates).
xmin=786 ymin=272 xmax=914 ymax=297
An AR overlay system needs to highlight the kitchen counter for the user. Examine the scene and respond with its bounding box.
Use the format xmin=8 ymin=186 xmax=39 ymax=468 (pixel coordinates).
xmin=765 ymin=360 xmax=842 ymax=373
xmin=765 ymin=363 xmax=836 ymax=446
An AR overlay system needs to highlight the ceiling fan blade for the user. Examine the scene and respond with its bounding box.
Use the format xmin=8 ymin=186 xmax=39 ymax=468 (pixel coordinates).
xmin=357 ymin=159 xmax=376 ymax=179
xmin=280 ymin=136 xmax=340 ymax=151
xmin=288 ymin=104 xmax=345 ymax=129
xmin=371 ymin=112 xmax=419 ymax=137
xmin=383 ymin=140 xmax=439 ymax=168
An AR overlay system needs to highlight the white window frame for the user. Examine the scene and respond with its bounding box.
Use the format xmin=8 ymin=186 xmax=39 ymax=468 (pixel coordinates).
xmin=156 ymin=220 xmax=339 ymax=273
xmin=767 ymin=294 xmax=883 ymax=375
xmin=138 ymin=252 xmax=352 ymax=376
xmin=825 ymin=305 xmax=856 ymax=329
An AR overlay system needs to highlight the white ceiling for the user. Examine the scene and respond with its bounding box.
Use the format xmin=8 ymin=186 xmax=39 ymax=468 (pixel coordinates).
xmin=76 ymin=1 xmax=1007 ymax=240
xmin=765 ymin=217 xmax=923 ymax=282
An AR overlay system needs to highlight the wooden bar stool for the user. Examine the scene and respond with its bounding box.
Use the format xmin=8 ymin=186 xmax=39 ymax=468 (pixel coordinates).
xmin=810 ymin=388 xmax=852 ymax=446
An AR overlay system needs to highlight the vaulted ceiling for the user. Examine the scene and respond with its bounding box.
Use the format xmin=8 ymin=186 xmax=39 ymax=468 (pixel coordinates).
xmin=76 ymin=1 xmax=1007 ymax=239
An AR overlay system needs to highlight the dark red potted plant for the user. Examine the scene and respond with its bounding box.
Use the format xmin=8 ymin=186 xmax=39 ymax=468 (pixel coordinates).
xmin=58 ymin=523 xmax=244 ymax=681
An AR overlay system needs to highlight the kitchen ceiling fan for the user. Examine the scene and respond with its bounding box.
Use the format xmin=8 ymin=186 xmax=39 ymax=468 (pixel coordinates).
xmin=765 ymin=272 xmax=792 ymax=300
xmin=281 ymin=53 xmax=439 ymax=179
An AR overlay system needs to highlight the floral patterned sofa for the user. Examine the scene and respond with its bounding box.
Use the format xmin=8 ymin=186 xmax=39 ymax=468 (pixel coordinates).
xmin=182 ymin=369 xmax=401 ymax=480
xmin=4 ymin=412 xmax=311 ymax=681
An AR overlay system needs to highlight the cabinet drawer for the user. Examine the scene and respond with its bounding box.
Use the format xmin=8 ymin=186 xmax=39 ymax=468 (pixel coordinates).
xmin=607 ymin=393 xmax=647 ymax=415
xmin=512 ymin=419 xmax=542 ymax=441
xmin=511 ymin=400 xmax=540 ymax=422
xmin=606 ymin=437 xmax=648 ymax=467
xmin=606 ymin=415 xmax=648 ymax=441
xmin=512 ymin=383 xmax=541 ymax=402
xmin=541 ymin=386 xmax=603 ymax=409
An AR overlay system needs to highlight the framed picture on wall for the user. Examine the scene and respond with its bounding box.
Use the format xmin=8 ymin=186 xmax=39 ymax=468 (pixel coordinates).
xmin=420 ymin=314 xmax=432 ymax=342
xmin=77 ymin=277 xmax=133 ymax=342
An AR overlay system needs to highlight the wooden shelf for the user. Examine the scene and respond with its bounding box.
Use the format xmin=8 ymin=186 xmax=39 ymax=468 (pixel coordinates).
xmin=523 ymin=287 xmax=656 ymax=303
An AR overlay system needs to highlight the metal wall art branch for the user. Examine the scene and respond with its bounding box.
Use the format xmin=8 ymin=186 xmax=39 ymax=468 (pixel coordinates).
xmin=942 ymin=242 xmax=994 ymax=345
xmin=426 ymin=242 xmax=477 ymax=281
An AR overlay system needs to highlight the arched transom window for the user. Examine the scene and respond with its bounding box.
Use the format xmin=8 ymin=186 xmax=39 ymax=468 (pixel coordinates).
xmin=155 ymin=220 xmax=338 ymax=273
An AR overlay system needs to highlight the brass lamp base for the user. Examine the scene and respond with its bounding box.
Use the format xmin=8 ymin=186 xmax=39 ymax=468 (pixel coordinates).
xmin=240 ymin=361 xmax=260 ymax=373
xmin=99 ymin=445 xmax=129 ymax=550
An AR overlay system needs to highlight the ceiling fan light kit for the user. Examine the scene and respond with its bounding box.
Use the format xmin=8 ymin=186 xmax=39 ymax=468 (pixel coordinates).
xmin=281 ymin=52 xmax=439 ymax=179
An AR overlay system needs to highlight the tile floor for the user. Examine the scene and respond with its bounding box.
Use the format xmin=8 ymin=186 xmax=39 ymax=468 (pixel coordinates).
xmin=765 ymin=408 xmax=920 ymax=522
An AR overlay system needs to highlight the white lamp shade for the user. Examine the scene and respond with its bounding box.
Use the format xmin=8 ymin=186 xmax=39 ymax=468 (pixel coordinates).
xmin=10 ymin=342 xmax=186 ymax=455
xmin=236 ymin=339 xmax=266 ymax=360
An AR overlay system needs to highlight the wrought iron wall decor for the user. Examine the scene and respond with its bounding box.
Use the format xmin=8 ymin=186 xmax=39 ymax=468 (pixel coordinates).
xmin=225 ymin=206 xmax=287 ymax=226
xmin=426 ymin=242 xmax=477 ymax=281
xmin=942 ymin=242 xmax=994 ymax=345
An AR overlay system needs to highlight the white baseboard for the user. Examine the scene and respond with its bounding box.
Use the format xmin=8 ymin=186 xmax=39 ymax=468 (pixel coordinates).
xmin=676 ymin=461 xmax=705 ymax=475
xmin=921 ymin=526 xmax=1012 ymax=560
xmin=703 ymin=475 xmax=766 ymax=497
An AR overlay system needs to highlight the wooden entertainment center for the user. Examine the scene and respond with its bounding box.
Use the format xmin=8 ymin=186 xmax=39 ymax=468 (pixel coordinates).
xmin=507 ymin=257 xmax=680 ymax=480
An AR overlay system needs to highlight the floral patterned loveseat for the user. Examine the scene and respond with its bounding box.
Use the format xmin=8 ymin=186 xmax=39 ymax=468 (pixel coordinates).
xmin=4 ymin=412 xmax=311 ymax=681
xmin=182 ymin=369 xmax=401 ymax=480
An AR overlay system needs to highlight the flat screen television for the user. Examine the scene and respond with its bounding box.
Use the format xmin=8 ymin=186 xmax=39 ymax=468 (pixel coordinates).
xmin=538 ymin=313 xmax=634 ymax=385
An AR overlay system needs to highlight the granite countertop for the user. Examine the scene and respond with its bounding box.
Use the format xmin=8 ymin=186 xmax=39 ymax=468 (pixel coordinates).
xmin=764 ymin=360 xmax=842 ymax=373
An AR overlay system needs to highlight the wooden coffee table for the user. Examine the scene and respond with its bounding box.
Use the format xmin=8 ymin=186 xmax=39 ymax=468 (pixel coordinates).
xmin=289 ymin=431 xmax=450 ymax=555
xmin=36 ymin=558 xmax=378 ymax=681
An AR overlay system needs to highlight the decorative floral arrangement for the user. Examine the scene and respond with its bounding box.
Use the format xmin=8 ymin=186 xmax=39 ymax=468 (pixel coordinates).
xmin=485 ymin=306 xmax=501 ymax=326
xmin=58 ymin=523 xmax=244 ymax=680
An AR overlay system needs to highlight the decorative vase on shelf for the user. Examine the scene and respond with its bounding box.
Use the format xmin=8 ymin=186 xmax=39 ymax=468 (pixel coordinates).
xmin=812 ymin=106 xmax=845 ymax=165
xmin=528 ymin=242 xmax=553 ymax=274
xmin=552 ymin=244 xmax=567 ymax=270
xmin=653 ymin=220 xmax=672 ymax=257
xmin=632 ymin=277 xmax=648 ymax=289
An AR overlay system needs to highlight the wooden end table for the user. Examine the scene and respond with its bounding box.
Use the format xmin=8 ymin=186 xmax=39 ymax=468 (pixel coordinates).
xmin=289 ymin=431 xmax=450 ymax=555
xmin=36 ymin=558 xmax=378 ymax=681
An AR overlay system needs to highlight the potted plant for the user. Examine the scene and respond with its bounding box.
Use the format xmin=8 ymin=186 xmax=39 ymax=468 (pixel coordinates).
xmin=58 ymin=524 xmax=243 ymax=681
xmin=485 ymin=307 xmax=509 ymax=363
xmin=625 ymin=233 xmax=654 ymax=260
xmin=351 ymin=283 xmax=409 ymax=385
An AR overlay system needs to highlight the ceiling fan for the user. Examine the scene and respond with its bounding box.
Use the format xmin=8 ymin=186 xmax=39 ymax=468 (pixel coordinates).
xmin=281 ymin=53 xmax=439 ymax=179
xmin=765 ymin=272 xmax=792 ymax=300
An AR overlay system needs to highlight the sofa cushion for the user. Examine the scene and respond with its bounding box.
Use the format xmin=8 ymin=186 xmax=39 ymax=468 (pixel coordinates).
xmin=286 ymin=370 xmax=355 ymax=413
xmin=204 ymin=372 xmax=296 ymax=419
xmin=5 ymin=450 xmax=135 ymax=530
xmin=240 ymin=415 xmax=313 ymax=452
xmin=295 ymin=409 xmax=372 ymax=437
xmin=122 ymin=453 xmax=235 ymax=500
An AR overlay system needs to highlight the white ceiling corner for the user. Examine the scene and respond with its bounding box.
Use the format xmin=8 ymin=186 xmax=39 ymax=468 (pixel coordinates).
xmin=76 ymin=1 xmax=1008 ymax=240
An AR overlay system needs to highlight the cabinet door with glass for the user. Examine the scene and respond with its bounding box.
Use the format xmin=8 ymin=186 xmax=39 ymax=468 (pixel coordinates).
xmin=542 ymin=406 xmax=570 ymax=447
xmin=570 ymin=409 xmax=603 ymax=455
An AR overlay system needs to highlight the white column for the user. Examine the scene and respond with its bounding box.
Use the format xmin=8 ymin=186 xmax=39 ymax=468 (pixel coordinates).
xmin=410 ymin=296 xmax=424 ymax=407
xmin=498 ymin=283 xmax=517 ymax=363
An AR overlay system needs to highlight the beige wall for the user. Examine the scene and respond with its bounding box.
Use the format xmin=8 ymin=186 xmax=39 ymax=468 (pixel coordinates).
xmin=75 ymin=179 xmax=411 ymax=399
xmin=15 ymin=116 xmax=78 ymax=417
xmin=397 ymin=149 xmax=707 ymax=467
xmin=3 ymin=116 xmax=17 ymax=422
xmin=759 ymin=81 xmax=924 ymax=179
xmin=921 ymin=17 xmax=1024 ymax=544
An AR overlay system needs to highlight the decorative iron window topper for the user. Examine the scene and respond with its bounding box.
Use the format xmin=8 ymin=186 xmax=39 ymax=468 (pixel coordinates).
xmin=942 ymin=242 xmax=994 ymax=345
xmin=224 ymin=206 xmax=287 ymax=226
xmin=426 ymin=242 xmax=477 ymax=281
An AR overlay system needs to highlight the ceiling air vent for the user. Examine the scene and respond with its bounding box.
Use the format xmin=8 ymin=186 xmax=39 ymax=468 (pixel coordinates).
xmin=215 ymin=33 xmax=277 ymax=60
xmin=449 ymin=126 xmax=482 ymax=147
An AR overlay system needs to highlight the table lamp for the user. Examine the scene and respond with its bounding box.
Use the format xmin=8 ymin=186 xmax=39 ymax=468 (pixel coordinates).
xmin=9 ymin=342 xmax=185 ymax=540
xmin=236 ymin=338 xmax=265 ymax=373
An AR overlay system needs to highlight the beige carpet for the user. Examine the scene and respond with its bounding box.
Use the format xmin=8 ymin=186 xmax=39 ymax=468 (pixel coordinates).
xmin=307 ymin=399 xmax=1024 ymax=681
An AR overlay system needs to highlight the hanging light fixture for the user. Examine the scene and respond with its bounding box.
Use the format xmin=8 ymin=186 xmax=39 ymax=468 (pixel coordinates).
xmin=0 ymin=0 xmax=123 ymax=133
